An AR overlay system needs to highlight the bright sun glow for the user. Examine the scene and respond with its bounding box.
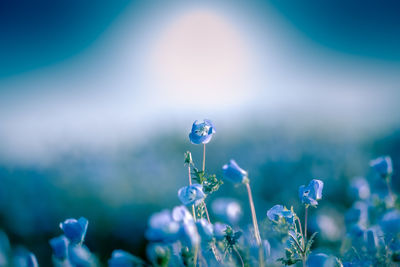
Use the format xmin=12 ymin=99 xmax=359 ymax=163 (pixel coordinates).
xmin=148 ymin=9 xmax=253 ymax=107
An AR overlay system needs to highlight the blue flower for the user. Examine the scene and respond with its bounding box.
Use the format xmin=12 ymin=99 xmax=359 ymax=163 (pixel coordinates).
xmin=263 ymin=240 xmax=271 ymax=258
xmin=298 ymin=179 xmax=324 ymax=206
xmin=266 ymin=205 xmax=294 ymax=224
xmin=365 ymin=229 xmax=377 ymax=254
xmin=370 ymin=156 xmax=393 ymax=178
xmin=49 ymin=235 xmax=69 ymax=260
xmin=13 ymin=248 xmax=38 ymax=267
xmin=146 ymin=243 xmax=170 ymax=266
xmin=307 ymin=253 xmax=330 ymax=267
xmin=0 ymin=231 xmax=10 ymax=266
xmin=349 ymin=177 xmax=370 ymax=200
xmin=345 ymin=201 xmax=368 ymax=226
xmin=171 ymin=206 xmax=194 ymax=224
xmin=180 ymin=221 xmax=200 ymax=248
xmin=189 ymin=119 xmax=216 ymax=145
xmin=108 ymin=250 xmax=144 ymax=267
xmin=379 ymin=210 xmax=400 ymax=235
xmin=145 ymin=210 xmax=180 ymax=243
xmin=178 ymin=184 xmax=206 ymax=206
xmin=68 ymin=245 xmax=96 ymax=267
xmin=59 ymin=217 xmax=88 ymax=244
xmin=222 ymin=159 xmax=248 ymax=184
xmin=349 ymin=224 xmax=365 ymax=238
xmin=213 ymin=223 xmax=228 ymax=240
xmin=211 ymin=198 xmax=242 ymax=225
xmin=195 ymin=218 xmax=214 ymax=242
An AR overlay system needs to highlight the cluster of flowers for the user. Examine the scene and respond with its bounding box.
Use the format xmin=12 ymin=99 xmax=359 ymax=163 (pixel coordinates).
xmin=0 ymin=120 xmax=398 ymax=267
xmin=339 ymin=156 xmax=400 ymax=266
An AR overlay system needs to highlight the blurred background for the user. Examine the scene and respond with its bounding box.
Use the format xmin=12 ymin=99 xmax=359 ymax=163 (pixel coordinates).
xmin=1 ymin=0 xmax=400 ymax=264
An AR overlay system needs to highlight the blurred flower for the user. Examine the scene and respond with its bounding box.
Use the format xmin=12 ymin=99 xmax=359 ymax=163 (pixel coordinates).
xmin=0 ymin=231 xmax=10 ymax=266
xmin=263 ymin=240 xmax=271 ymax=258
xmin=365 ymin=229 xmax=377 ymax=254
xmin=315 ymin=213 xmax=343 ymax=242
xmin=13 ymin=248 xmax=38 ymax=267
xmin=195 ymin=218 xmax=213 ymax=242
xmin=146 ymin=243 xmax=170 ymax=266
xmin=26 ymin=253 xmax=38 ymax=267
xmin=267 ymin=205 xmax=294 ymax=225
xmin=345 ymin=201 xmax=368 ymax=226
xmin=348 ymin=224 xmax=366 ymax=249
xmin=211 ymin=198 xmax=242 ymax=225
xmin=213 ymin=223 xmax=228 ymax=240
xmin=108 ymin=249 xmax=144 ymax=267
xmin=307 ymin=253 xmax=337 ymax=267
xmin=145 ymin=210 xmax=180 ymax=243
xmin=68 ymin=245 xmax=96 ymax=267
xmin=188 ymin=120 xmax=215 ymax=145
xmin=349 ymin=224 xmax=365 ymax=238
xmin=222 ymin=159 xmax=248 ymax=184
xmin=298 ymin=179 xmax=324 ymax=206
xmin=49 ymin=235 xmax=69 ymax=260
xmin=180 ymin=221 xmax=200 ymax=248
xmin=59 ymin=217 xmax=88 ymax=244
xmin=178 ymin=184 xmax=206 ymax=206
xmin=379 ymin=210 xmax=400 ymax=235
xmin=349 ymin=177 xmax=370 ymax=200
xmin=171 ymin=206 xmax=194 ymax=224
xmin=370 ymin=156 xmax=393 ymax=178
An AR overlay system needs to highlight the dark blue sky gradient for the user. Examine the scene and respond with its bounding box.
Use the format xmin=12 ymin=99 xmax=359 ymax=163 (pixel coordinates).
xmin=0 ymin=0 xmax=132 ymax=78
xmin=268 ymin=0 xmax=400 ymax=61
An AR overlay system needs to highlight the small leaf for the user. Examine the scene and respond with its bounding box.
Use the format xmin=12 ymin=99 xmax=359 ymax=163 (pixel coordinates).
xmin=305 ymin=232 xmax=318 ymax=255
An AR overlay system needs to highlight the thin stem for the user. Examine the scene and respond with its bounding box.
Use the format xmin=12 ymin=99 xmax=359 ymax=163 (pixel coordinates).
xmin=194 ymin=245 xmax=198 ymax=267
xmin=210 ymin=241 xmax=222 ymax=263
xmin=200 ymin=144 xmax=221 ymax=264
xmin=202 ymin=144 xmax=206 ymax=172
xmin=303 ymin=206 xmax=309 ymax=267
xmin=192 ymin=205 xmax=196 ymax=222
xmin=245 ymin=183 xmax=264 ymax=267
xmin=233 ymin=246 xmax=245 ymax=267
xmin=245 ymin=183 xmax=262 ymax=245
xmin=258 ymin=246 xmax=265 ymax=267
xmin=203 ymin=201 xmax=211 ymax=223
xmin=188 ymin=165 xmax=196 ymax=221
xmin=304 ymin=206 xmax=308 ymax=245
xmin=188 ymin=165 xmax=192 ymax=185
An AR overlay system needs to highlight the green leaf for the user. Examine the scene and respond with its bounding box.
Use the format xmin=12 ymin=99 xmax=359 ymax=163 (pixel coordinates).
xmin=305 ymin=232 xmax=318 ymax=255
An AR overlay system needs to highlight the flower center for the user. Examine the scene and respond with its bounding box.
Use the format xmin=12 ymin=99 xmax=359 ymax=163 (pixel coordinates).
xmin=195 ymin=125 xmax=210 ymax=136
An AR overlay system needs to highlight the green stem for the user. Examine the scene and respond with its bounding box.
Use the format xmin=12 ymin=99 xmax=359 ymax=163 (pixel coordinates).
xmin=188 ymin=165 xmax=196 ymax=221
xmin=303 ymin=206 xmax=309 ymax=266
xmin=188 ymin=165 xmax=192 ymax=185
xmin=200 ymin=143 xmax=221 ymax=264
xmin=245 ymin=182 xmax=264 ymax=267
xmin=202 ymin=144 xmax=206 ymax=172
xmin=194 ymin=245 xmax=198 ymax=267
xmin=233 ymin=246 xmax=245 ymax=267
xmin=203 ymin=201 xmax=211 ymax=223
xmin=304 ymin=206 xmax=308 ymax=245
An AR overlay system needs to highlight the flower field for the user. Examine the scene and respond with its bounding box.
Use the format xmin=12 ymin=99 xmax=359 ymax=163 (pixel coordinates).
xmin=0 ymin=120 xmax=399 ymax=267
